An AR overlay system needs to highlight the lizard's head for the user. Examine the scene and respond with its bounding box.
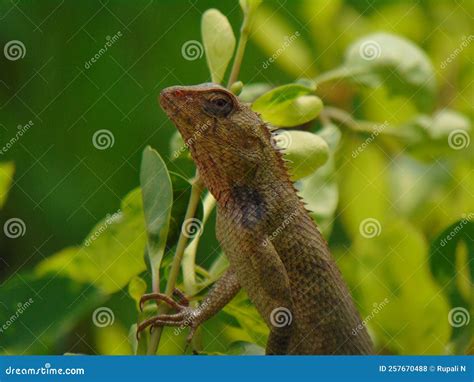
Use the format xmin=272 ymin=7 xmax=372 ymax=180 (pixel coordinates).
xmin=160 ymin=83 xmax=277 ymax=200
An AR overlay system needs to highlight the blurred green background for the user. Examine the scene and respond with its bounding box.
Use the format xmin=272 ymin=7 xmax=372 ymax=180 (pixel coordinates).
xmin=0 ymin=0 xmax=472 ymax=355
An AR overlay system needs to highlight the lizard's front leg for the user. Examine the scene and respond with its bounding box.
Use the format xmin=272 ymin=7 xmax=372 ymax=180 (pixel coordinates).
xmin=137 ymin=269 xmax=240 ymax=342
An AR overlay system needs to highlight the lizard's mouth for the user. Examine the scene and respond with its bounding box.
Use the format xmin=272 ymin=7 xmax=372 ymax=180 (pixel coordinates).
xmin=159 ymin=88 xmax=207 ymax=149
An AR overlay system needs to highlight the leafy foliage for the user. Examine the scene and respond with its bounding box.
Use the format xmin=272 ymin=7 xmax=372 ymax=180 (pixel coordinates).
xmin=0 ymin=162 xmax=15 ymax=209
xmin=1 ymin=0 xmax=472 ymax=356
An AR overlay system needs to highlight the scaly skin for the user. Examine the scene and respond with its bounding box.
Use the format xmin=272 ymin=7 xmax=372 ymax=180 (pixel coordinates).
xmin=139 ymin=83 xmax=373 ymax=355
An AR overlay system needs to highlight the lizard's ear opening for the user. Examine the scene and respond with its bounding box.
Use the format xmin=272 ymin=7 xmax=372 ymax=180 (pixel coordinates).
xmin=203 ymin=91 xmax=235 ymax=118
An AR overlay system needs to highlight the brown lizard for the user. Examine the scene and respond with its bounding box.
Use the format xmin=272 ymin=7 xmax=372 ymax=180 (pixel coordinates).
xmin=138 ymin=83 xmax=373 ymax=355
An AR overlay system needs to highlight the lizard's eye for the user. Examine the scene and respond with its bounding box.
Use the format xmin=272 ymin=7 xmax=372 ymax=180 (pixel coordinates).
xmin=203 ymin=93 xmax=234 ymax=117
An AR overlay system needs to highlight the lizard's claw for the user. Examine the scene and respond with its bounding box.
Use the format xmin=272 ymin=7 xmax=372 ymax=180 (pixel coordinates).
xmin=136 ymin=290 xmax=198 ymax=341
xmin=139 ymin=289 xmax=189 ymax=312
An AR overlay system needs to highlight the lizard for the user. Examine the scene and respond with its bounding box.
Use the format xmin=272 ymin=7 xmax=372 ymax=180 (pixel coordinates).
xmin=137 ymin=83 xmax=373 ymax=355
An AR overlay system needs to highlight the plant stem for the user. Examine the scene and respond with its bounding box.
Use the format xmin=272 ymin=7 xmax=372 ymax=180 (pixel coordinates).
xmin=321 ymin=106 xmax=413 ymax=143
xmin=182 ymin=192 xmax=216 ymax=295
xmin=322 ymin=106 xmax=387 ymax=134
xmin=314 ymin=66 xmax=367 ymax=85
xmin=146 ymin=173 xmax=204 ymax=355
xmin=227 ymin=13 xmax=250 ymax=88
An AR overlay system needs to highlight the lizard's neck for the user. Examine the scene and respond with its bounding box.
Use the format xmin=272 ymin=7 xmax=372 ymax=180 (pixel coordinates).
xmin=203 ymin=145 xmax=299 ymax=215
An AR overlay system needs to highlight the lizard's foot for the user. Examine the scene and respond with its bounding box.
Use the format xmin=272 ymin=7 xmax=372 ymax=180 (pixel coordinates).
xmin=137 ymin=290 xmax=200 ymax=342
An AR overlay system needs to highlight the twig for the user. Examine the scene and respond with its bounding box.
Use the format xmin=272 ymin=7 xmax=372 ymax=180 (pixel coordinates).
xmin=146 ymin=173 xmax=204 ymax=355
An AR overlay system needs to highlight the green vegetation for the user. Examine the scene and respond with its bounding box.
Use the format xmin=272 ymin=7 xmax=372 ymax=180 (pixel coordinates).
xmin=0 ymin=0 xmax=472 ymax=356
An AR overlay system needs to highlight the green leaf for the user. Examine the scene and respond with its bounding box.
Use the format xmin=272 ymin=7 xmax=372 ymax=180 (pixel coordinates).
xmin=239 ymin=83 xmax=272 ymax=103
xmin=140 ymin=146 xmax=173 ymax=289
xmin=201 ymin=9 xmax=236 ymax=84
xmin=429 ymin=218 xmax=474 ymax=353
xmin=0 ymin=161 xmax=15 ymax=209
xmin=239 ymin=0 xmax=262 ymax=15
xmin=223 ymin=291 xmax=269 ymax=348
xmin=95 ymin=323 xmax=133 ymax=355
xmin=397 ymin=109 xmax=471 ymax=161
xmin=252 ymin=84 xmax=322 ymax=127
xmin=0 ymin=274 xmax=103 ymax=354
xmin=128 ymin=276 xmax=147 ymax=309
xmin=228 ymin=341 xmax=265 ymax=355
xmin=251 ymin=4 xmax=315 ymax=77
xmin=36 ymin=188 xmax=147 ymax=294
xmin=276 ymin=130 xmax=329 ymax=180
xmin=338 ymin=135 xmax=391 ymax=238
xmin=297 ymin=123 xmax=341 ymax=237
xmin=230 ymin=81 xmax=243 ymax=96
xmin=346 ymin=220 xmax=450 ymax=354
xmin=344 ymin=33 xmax=436 ymax=111
xmin=169 ymin=130 xmax=188 ymax=161
xmin=428 ymin=109 xmax=470 ymax=140
xmin=166 ymin=172 xmax=203 ymax=251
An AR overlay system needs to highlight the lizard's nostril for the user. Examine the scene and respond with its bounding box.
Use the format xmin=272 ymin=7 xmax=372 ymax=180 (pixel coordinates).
xmin=173 ymin=89 xmax=185 ymax=97
xmin=161 ymin=87 xmax=185 ymax=99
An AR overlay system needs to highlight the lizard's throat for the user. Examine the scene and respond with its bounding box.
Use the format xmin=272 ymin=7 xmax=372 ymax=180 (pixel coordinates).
xmin=189 ymin=147 xmax=231 ymax=203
